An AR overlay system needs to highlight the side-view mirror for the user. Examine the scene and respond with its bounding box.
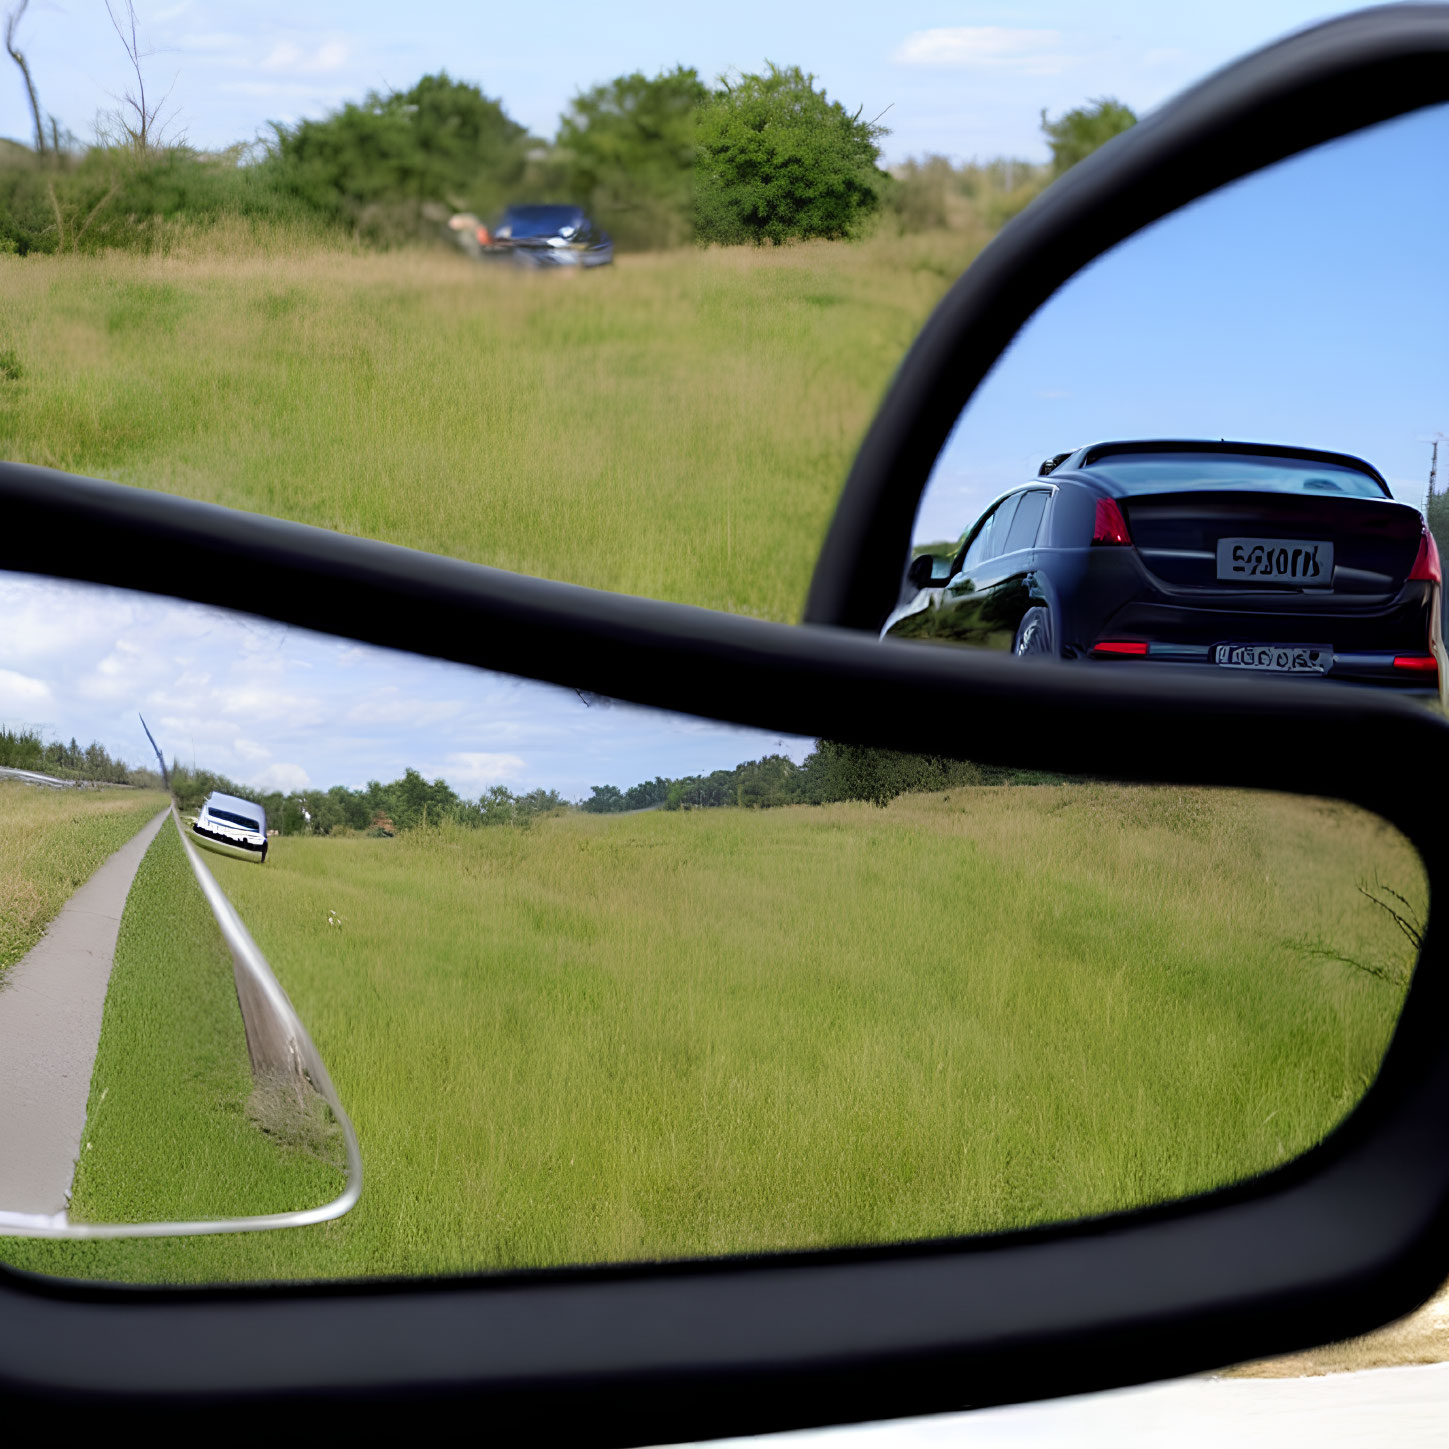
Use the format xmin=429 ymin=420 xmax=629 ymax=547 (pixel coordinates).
xmin=906 ymin=552 xmax=952 ymax=590
xmin=5 ymin=7 xmax=1449 ymax=1442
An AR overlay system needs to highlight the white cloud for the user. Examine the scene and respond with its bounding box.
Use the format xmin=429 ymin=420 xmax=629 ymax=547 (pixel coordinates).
xmin=0 ymin=578 xmax=139 ymax=665
xmin=220 ymin=81 xmax=355 ymax=100
xmin=174 ymin=32 xmax=247 ymax=54
xmin=219 ymin=685 xmax=329 ymax=728
xmin=253 ymin=762 xmax=310 ymax=792
xmin=894 ymin=27 xmax=1074 ymax=76
xmin=260 ymin=39 xmax=351 ymax=75
xmin=233 ymin=738 xmax=272 ymax=763
xmin=0 ymin=668 xmax=53 ymax=714
xmin=314 ymin=40 xmax=349 ymax=72
xmin=345 ymin=688 xmax=465 ymax=728
xmin=437 ymin=752 xmax=527 ymax=789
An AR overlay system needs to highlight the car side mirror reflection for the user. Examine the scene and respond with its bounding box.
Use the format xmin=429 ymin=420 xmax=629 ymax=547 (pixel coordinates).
xmin=906 ymin=552 xmax=952 ymax=590
xmin=877 ymin=103 xmax=1448 ymax=708
xmin=0 ymin=569 xmax=1428 ymax=1285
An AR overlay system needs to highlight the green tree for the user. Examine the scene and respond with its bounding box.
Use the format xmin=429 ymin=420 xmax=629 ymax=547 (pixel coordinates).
xmin=582 ymin=783 xmax=626 ymax=813
xmin=1040 ymin=97 xmax=1137 ymax=178
xmin=695 ymin=63 xmax=889 ymax=245
xmin=479 ymin=784 xmax=516 ymax=826
xmin=268 ymin=72 xmax=534 ymax=239
xmin=514 ymin=787 xmax=566 ymax=818
xmin=554 ymin=66 xmax=706 ymax=250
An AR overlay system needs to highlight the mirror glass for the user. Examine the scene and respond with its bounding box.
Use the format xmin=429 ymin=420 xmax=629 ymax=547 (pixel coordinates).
xmin=895 ymin=103 xmax=1448 ymax=709
xmin=0 ymin=572 xmax=1425 ymax=1283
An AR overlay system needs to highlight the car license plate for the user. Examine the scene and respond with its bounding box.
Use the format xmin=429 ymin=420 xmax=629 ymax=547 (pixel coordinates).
xmin=1216 ymin=538 xmax=1332 ymax=582
xmin=1214 ymin=644 xmax=1330 ymax=673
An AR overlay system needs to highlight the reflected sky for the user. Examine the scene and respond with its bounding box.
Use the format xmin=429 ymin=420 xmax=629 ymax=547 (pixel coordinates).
xmin=913 ymin=103 xmax=1449 ymax=545
xmin=0 ymin=574 xmax=811 ymax=798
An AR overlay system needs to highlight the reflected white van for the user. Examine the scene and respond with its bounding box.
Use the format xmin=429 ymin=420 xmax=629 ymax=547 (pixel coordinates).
xmin=189 ymin=791 xmax=268 ymax=864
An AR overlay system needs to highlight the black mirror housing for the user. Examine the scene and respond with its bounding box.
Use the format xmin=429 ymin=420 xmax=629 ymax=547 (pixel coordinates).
xmin=906 ymin=553 xmax=951 ymax=589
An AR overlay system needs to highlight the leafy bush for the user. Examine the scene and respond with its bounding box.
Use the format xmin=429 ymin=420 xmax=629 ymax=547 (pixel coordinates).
xmin=1040 ymin=97 xmax=1137 ymax=177
xmin=886 ymin=155 xmax=1050 ymax=237
xmin=0 ymin=143 xmax=322 ymax=255
xmin=695 ymin=64 xmax=889 ymax=245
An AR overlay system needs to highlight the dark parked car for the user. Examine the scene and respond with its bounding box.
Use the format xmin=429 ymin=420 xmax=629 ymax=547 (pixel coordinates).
xmin=884 ymin=440 xmax=1446 ymax=702
xmin=480 ymin=204 xmax=613 ymax=268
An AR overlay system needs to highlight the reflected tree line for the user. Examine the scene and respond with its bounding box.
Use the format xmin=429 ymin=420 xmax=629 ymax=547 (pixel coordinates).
xmin=168 ymin=766 xmax=568 ymax=837
xmin=0 ymin=724 xmax=1070 ymax=835
xmin=581 ymin=742 xmax=1068 ymax=814
xmin=0 ymin=728 xmax=157 ymax=785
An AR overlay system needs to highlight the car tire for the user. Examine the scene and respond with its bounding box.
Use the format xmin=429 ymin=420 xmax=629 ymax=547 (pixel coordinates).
xmin=1013 ymin=606 xmax=1054 ymax=658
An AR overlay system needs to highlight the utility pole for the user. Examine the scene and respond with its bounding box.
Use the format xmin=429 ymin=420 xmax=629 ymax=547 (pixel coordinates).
xmin=1429 ymin=439 xmax=1439 ymax=515
xmin=138 ymin=714 xmax=170 ymax=792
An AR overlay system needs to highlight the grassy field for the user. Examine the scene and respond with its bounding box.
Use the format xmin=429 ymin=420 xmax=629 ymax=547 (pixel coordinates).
xmin=0 ymin=781 xmax=168 ymax=978
xmin=1 ymin=784 xmax=1423 ymax=1286
xmin=0 ymin=229 xmax=983 ymax=623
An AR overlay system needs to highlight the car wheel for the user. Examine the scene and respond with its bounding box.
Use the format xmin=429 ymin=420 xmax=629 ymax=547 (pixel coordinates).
xmin=1013 ymin=606 xmax=1053 ymax=658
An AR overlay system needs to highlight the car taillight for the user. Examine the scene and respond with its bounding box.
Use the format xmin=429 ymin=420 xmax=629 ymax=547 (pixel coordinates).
xmin=1091 ymin=498 xmax=1132 ymax=546
xmin=1091 ymin=640 xmax=1149 ymax=657
xmin=1409 ymin=526 xmax=1441 ymax=584
xmin=1393 ymin=654 xmax=1438 ymax=673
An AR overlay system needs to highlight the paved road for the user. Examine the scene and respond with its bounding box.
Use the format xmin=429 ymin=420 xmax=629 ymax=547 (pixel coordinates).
xmin=667 ymin=1362 xmax=1449 ymax=1447
xmin=0 ymin=808 xmax=168 ymax=1221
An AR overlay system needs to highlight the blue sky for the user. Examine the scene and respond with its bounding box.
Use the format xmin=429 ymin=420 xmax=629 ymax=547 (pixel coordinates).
xmin=0 ymin=1 xmax=1414 ymax=163
xmin=913 ymin=101 xmax=1449 ymax=543
xmin=0 ymin=574 xmax=812 ymax=798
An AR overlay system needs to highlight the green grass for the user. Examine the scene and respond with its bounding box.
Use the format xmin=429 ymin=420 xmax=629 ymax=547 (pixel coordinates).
xmin=0 ymin=782 xmax=168 ymax=977
xmin=2 ymin=785 xmax=1422 ymax=1285
xmin=0 ymin=231 xmax=982 ymax=623
xmin=3 ymin=820 xmax=343 ymax=1277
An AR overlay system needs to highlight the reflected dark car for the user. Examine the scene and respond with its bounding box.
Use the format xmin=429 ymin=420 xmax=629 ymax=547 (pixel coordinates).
xmin=481 ymin=204 xmax=613 ymax=268
xmin=884 ymin=439 xmax=1446 ymax=701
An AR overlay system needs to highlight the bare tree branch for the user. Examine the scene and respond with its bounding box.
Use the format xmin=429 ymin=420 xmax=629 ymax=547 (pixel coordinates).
xmin=101 ymin=0 xmax=182 ymax=155
xmin=4 ymin=0 xmax=47 ymax=155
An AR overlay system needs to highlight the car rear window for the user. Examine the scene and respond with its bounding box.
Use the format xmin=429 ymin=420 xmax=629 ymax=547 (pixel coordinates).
xmin=1084 ymin=454 xmax=1389 ymax=498
xmin=1004 ymin=490 xmax=1049 ymax=552
xmin=500 ymin=207 xmax=582 ymax=238
xmin=209 ymin=808 xmax=261 ymax=832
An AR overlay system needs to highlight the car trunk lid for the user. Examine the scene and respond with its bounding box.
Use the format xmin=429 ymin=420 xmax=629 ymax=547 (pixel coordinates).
xmin=1121 ymin=491 xmax=1423 ymax=596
